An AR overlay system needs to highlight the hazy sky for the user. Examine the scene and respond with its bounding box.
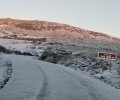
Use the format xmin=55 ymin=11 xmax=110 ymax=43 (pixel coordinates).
xmin=0 ymin=0 xmax=120 ymax=37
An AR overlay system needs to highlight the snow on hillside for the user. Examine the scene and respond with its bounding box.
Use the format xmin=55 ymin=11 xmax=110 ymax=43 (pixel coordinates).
xmin=0 ymin=38 xmax=46 ymax=56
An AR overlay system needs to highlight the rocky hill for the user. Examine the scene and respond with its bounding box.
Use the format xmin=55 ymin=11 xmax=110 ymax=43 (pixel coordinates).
xmin=0 ymin=18 xmax=119 ymax=42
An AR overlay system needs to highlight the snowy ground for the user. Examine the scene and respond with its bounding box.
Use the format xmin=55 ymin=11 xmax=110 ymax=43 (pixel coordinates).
xmin=0 ymin=38 xmax=46 ymax=56
xmin=0 ymin=57 xmax=5 ymax=82
xmin=0 ymin=55 xmax=12 ymax=89
xmin=0 ymin=38 xmax=120 ymax=89
xmin=40 ymin=47 xmax=120 ymax=89
xmin=0 ymin=54 xmax=120 ymax=100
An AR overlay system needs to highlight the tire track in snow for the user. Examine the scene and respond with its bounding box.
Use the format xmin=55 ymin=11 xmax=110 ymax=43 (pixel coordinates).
xmin=35 ymin=64 xmax=50 ymax=100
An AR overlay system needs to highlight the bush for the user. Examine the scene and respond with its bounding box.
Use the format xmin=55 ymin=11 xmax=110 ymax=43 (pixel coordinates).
xmin=0 ymin=45 xmax=7 ymax=53
xmin=14 ymin=50 xmax=22 ymax=55
xmin=40 ymin=48 xmax=71 ymax=63
xmin=22 ymin=52 xmax=33 ymax=56
xmin=0 ymin=45 xmax=34 ymax=56
xmin=0 ymin=46 xmax=13 ymax=54
xmin=40 ymin=51 xmax=60 ymax=63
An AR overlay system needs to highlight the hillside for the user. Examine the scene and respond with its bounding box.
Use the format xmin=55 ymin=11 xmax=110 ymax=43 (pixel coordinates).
xmin=0 ymin=18 xmax=120 ymax=54
xmin=0 ymin=18 xmax=119 ymax=42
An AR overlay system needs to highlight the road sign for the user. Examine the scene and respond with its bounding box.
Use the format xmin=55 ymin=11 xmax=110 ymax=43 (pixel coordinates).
xmin=98 ymin=52 xmax=117 ymax=60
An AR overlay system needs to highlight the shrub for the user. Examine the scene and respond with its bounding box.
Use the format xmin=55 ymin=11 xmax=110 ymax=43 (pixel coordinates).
xmin=22 ymin=52 xmax=33 ymax=56
xmin=0 ymin=45 xmax=7 ymax=53
xmin=14 ymin=50 xmax=22 ymax=55
xmin=40 ymin=48 xmax=72 ymax=63
xmin=0 ymin=45 xmax=34 ymax=56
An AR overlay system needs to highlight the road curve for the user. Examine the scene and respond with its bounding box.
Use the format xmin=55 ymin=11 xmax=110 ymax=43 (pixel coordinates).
xmin=0 ymin=55 xmax=120 ymax=100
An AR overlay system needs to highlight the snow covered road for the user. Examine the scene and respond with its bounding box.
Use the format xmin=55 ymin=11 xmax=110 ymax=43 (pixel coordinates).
xmin=0 ymin=55 xmax=120 ymax=100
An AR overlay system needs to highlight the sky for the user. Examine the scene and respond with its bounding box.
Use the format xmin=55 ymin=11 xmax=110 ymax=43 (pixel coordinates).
xmin=0 ymin=0 xmax=120 ymax=37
